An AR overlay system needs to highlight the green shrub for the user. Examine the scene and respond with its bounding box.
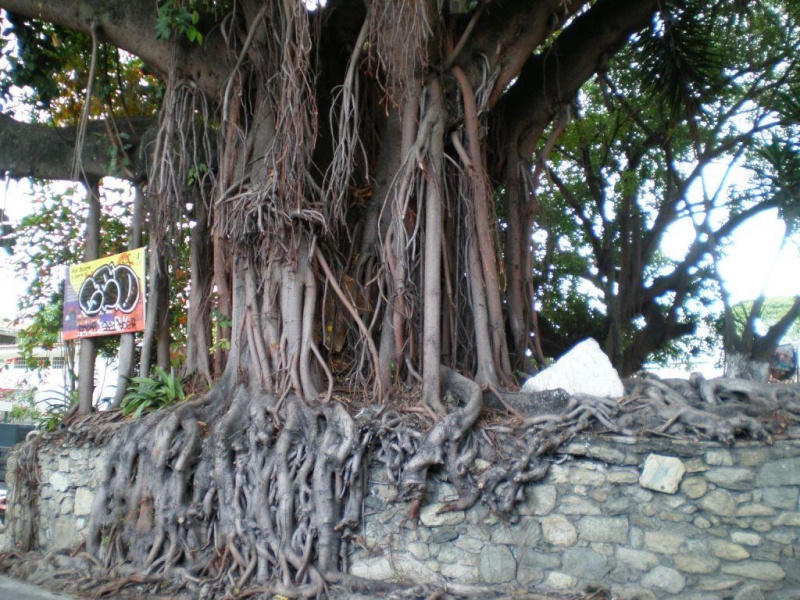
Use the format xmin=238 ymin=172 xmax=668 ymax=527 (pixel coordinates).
xmin=121 ymin=367 xmax=187 ymax=418
xmin=36 ymin=389 xmax=77 ymax=431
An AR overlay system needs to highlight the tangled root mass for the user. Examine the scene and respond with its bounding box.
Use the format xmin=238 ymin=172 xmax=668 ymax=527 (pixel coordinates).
xmin=4 ymin=371 xmax=800 ymax=598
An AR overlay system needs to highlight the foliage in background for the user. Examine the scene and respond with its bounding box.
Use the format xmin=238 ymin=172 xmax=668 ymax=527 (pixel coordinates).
xmin=120 ymin=366 xmax=187 ymax=418
xmin=1 ymin=12 xmax=162 ymax=122
xmin=11 ymin=183 xmax=132 ymax=364
xmin=730 ymin=296 xmax=800 ymax=343
xmin=35 ymin=388 xmax=76 ymax=431
xmin=534 ymin=0 xmax=800 ymax=374
xmin=0 ymin=388 xmax=39 ymax=423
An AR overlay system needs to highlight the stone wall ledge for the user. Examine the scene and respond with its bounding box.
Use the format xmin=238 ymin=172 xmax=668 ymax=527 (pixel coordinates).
xmin=5 ymin=433 xmax=800 ymax=599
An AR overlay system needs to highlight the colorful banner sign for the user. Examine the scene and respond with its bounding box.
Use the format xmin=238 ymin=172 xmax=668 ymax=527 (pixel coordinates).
xmin=62 ymin=248 xmax=146 ymax=340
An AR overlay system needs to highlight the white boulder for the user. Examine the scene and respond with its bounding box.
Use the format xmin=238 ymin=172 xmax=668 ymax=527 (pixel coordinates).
xmin=521 ymin=338 xmax=624 ymax=398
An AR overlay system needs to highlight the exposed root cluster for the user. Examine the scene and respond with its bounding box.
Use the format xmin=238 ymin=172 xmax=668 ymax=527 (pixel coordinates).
xmin=3 ymin=372 xmax=800 ymax=598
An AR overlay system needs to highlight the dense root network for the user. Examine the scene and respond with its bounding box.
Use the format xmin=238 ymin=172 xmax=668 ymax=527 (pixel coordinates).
xmin=2 ymin=372 xmax=800 ymax=598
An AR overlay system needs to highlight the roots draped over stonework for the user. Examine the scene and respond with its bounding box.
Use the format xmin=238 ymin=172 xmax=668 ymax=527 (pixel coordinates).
xmin=5 ymin=374 xmax=800 ymax=598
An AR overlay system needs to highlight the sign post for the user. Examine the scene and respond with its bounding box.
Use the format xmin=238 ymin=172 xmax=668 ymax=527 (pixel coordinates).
xmin=62 ymin=248 xmax=147 ymax=340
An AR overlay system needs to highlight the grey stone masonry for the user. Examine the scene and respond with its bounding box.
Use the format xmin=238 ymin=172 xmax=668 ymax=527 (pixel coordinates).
xmin=0 ymin=442 xmax=106 ymax=552
xmin=351 ymin=436 xmax=800 ymax=599
xmin=4 ymin=434 xmax=800 ymax=599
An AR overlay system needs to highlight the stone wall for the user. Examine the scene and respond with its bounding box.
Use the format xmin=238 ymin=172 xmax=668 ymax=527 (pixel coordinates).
xmin=4 ymin=435 xmax=800 ymax=599
xmin=350 ymin=436 xmax=800 ymax=600
xmin=1 ymin=441 xmax=105 ymax=552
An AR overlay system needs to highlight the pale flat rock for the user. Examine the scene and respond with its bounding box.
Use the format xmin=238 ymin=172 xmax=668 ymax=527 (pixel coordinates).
xmin=521 ymin=338 xmax=624 ymax=398
xmin=639 ymin=454 xmax=686 ymax=494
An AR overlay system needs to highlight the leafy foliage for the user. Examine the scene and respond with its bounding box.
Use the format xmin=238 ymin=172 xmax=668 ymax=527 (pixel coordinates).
xmin=36 ymin=388 xmax=77 ymax=431
xmin=731 ymin=296 xmax=800 ymax=342
xmin=155 ymin=1 xmax=230 ymax=45
xmin=1 ymin=13 xmax=161 ymax=122
xmin=12 ymin=184 xmax=132 ymax=364
xmin=533 ymin=0 xmax=800 ymax=373
xmin=120 ymin=367 xmax=187 ymax=418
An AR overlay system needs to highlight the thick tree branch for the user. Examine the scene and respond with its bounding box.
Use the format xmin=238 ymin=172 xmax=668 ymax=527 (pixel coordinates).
xmin=454 ymin=0 xmax=586 ymax=109
xmin=0 ymin=113 xmax=153 ymax=182
xmin=758 ymin=296 xmax=800 ymax=356
xmin=0 ymin=0 xmax=229 ymax=94
xmin=494 ymin=0 xmax=658 ymax=164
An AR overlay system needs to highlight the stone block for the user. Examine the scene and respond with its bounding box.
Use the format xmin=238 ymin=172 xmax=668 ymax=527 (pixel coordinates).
xmin=705 ymin=468 xmax=755 ymax=491
xmin=641 ymin=565 xmax=686 ymax=594
xmin=608 ymin=471 xmax=639 ymax=484
xmin=561 ymin=547 xmax=609 ymax=580
xmin=762 ymin=487 xmax=799 ymax=510
xmin=519 ymin=485 xmax=557 ymax=516
xmin=615 ymin=547 xmax=659 ymax=571
xmin=737 ymin=449 xmax=768 ymax=468
xmin=731 ymin=531 xmax=762 ymax=546
xmin=639 ymin=454 xmax=685 ymax=494
xmin=698 ymin=577 xmax=745 ymax=591
xmin=49 ymin=472 xmax=71 ymax=493
xmin=751 ymin=519 xmax=773 ymax=533
xmin=674 ymin=553 xmax=720 ymax=574
xmin=490 ymin=520 xmax=541 ymax=546
xmin=517 ymin=566 xmax=545 ymax=585
xmin=74 ymin=488 xmax=94 ymax=517
xmin=722 ymin=560 xmax=786 ymax=581
xmin=559 ymin=495 xmax=601 ymax=516
xmin=436 ymin=545 xmax=465 ymax=564
xmin=766 ymin=531 xmax=795 ymax=545
xmin=521 ymin=338 xmax=624 ymax=398
xmin=774 ymin=512 xmax=800 ymax=526
xmin=541 ymin=515 xmax=578 ymax=546
xmin=736 ymin=504 xmax=776 ymax=517
xmin=681 ymin=476 xmax=709 ymax=499
xmin=733 ymin=583 xmax=766 ymax=600
xmin=699 ymin=489 xmax=737 ymax=516
xmin=710 ymin=539 xmax=750 ymax=561
xmin=478 ymin=544 xmax=516 ymax=584
xmin=578 ymin=516 xmax=629 ymax=544
xmin=543 ymin=571 xmax=578 ymax=590
xmin=453 ymin=536 xmax=483 ymax=553
xmin=517 ymin=547 xmax=561 ymax=571
xmin=408 ymin=541 xmax=431 ymax=560
xmin=643 ymin=530 xmax=683 ymax=554
xmin=51 ymin=517 xmax=79 ymax=551
xmin=706 ymin=449 xmax=734 ymax=466
xmin=430 ymin=528 xmax=458 ymax=544
xmin=756 ymin=457 xmax=800 ymax=487
xmin=721 ymin=560 xmax=786 ymax=581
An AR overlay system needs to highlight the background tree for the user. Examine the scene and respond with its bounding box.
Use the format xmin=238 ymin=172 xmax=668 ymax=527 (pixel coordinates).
xmin=534 ymin=0 xmax=800 ymax=375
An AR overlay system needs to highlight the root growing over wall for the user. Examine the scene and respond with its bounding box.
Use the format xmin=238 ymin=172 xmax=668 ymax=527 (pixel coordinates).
xmin=3 ymin=372 xmax=800 ymax=598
